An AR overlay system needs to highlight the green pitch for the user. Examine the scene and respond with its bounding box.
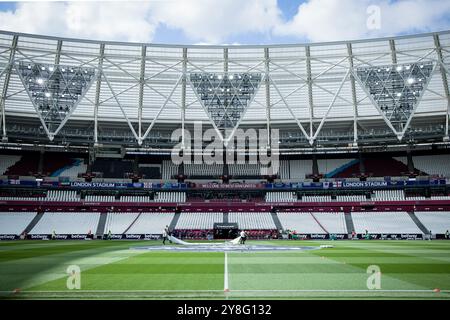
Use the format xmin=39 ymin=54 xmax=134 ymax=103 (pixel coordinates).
xmin=0 ymin=240 xmax=449 ymax=299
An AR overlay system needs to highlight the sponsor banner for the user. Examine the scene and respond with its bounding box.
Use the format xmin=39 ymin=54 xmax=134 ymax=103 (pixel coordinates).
xmin=144 ymin=234 xmax=161 ymax=240
xmin=359 ymin=233 xmax=423 ymax=240
xmin=196 ymin=183 xmax=264 ymax=189
xmin=26 ymin=234 xmax=89 ymax=240
xmin=28 ymin=234 xmax=50 ymax=240
xmin=0 ymin=234 xmax=19 ymax=240
xmin=107 ymin=234 xmax=162 ymax=240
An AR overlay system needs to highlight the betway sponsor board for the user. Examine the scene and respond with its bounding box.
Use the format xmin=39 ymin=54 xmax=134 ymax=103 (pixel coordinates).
xmin=293 ymin=234 xmax=348 ymax=240
xmin=108 ymin=234 xmax=162 ymax=240
xmin=27 ymin=234 xmax=88 ymax=240
xmin=359 ymin=234 xmax=424 ymax=240
xmin=0 ymin=234 xmax=19 ymax=240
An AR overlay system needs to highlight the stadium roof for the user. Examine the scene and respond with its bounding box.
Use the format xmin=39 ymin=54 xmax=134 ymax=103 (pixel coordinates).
xmin=0 ymin=29 xmax=450 ymax=150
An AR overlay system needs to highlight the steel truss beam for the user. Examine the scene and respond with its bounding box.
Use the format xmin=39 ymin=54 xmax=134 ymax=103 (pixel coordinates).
xmin=434 ymin=34 xmax=450 ymax=139
xmin=94 ymin=44 xmax=105 ymax=144
xmin=347 ymin=43 xmax=359 ymax=145
xmin=0 ymin=36 xmax=18 ymax=141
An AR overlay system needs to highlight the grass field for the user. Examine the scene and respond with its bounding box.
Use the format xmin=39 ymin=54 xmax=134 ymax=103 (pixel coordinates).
xmin=0 ymin=240 xmax=449 ymax=300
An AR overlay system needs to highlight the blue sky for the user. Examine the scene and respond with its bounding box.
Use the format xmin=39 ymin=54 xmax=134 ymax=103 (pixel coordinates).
xmin=0 ymin=1 xmax=450 ymax=44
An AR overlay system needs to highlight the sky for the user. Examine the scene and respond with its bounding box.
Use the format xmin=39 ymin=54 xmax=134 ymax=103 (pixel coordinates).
xmin=0 ymin=0 xmax=450 ymax=45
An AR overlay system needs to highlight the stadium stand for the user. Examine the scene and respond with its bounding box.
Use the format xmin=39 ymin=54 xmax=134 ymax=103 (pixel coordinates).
xmin=289 ymin=160 xmax=312 ymax=179
xmin=45 ymin=190 xmax=79 ymax=202
xmin=407 ymin=155 xmax=450 ymax=177
xmin=265 ymin=192 xmax=297 ymax=202
xmin=373 ymin=190 xmax=405 ymax=201
xmin=30 ymin=212 xmax=100 ymax=234
xmin=0 ymin=155 xmax=21 ymax=175
xmin=104 ymin=212 xmax=140 ymax=234
xmin=228 ymin=212 xmax=276 ymax=230
xmin=85 ymin=195 xmax=116 ymax=202
xmin=351 ymin=212 xmax=422 ymax=234
xmin=54 ymin=159 xmax=87 ymax=178
xmin=91 ymin=159 xmax=133 ymax=178
xmin=126 ymin=212 xmax=175 ymax=234
xmin=302 ymin=195 xmax=333 ymax=202
xmin=162 ymin=160 xmax=178 ymax=179
xmin=120 ymin=195 xmax=152 ymax=203
xmin=312 ymin=212 xmax=348 ymax=234
xmin=415 ymin=212 xmax=450 ymax=234
xmin=0 ymin=212 xmax=37 ymax=235
xmin=277 ymin=212 xmax=325 ymax=233
xmin=155 ymin=192 xmax=186 ymax=202
xmin=175 ymin=212 xmax=223 ymax=230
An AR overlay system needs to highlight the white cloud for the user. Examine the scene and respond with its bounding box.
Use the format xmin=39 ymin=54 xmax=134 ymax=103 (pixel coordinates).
xmin=0 ymin=1 xmax=158 ymax=42
xmin=149 ymin=0 xmax=281 ymax=44
xmin=0 ymin=0 xmax=281 ymax=44
xmin=274 ymin=0 xmax=450 ymax=42
xmin=0 ymin=0 xmax=449 ymax=44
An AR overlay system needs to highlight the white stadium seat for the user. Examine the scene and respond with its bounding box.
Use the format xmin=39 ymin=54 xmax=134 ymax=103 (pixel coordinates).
xmin=229 ymin=212 xmax=276 ymax=230
xmin=175 ymin=212 xmax=223 ymax=230
xmin=30 ymin=212 xmax=100 ymax=234
xmin=0 ymin=212 xmax=36 ymax=235
xmin=415 ymin=212 xmax=450 ymax=234
xmin=351 ymin=211 xmax=422 ymax=234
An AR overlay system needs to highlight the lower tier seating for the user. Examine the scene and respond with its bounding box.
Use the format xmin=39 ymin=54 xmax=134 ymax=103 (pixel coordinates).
xmin=0 ymin=212 xmax=36 ymax=235
xmin=415 ymin=212 xmax=450 ymax=234
xmin=29 ymin=212 xmax=100 ymax=234
xmin=175 ymin=212 xmax=223 ymax=230
xmin=228 ymin=212 xmax=276 ymax=230
xmin=351 ymin=211 xmax=422 ymax=234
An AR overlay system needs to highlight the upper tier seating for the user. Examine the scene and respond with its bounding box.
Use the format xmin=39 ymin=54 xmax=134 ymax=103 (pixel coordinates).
xmin=184 ymin=163 xmax=222 ymax=176
xmin=407 ymin=155 xmax=450 ymax=177
xmin=175 ymin=212 xmax=223 ymax=230
xmin=229 ymin=212 xmax=276 ymax=230
xmin=162 ymin=160 xmax=178 ymax=179
xmin=104 ymin=212 xmax=140 ymax=234
xmin=91 ymin=159 xmax=133 ymax=178
xmin=289 ymin=160 xmax=312 ymax=179
xmin=0 ymin=155 xmax=21 ymax=175
xmin=318 ymin=159 xmax=355 ymax=178
xmin=277 ymin=212 xmax=325 ymax=233
xmin=351 ymin=211 xmax=422 ymax=234
xmin=4 ymin=153 xmax=39 ymax=176
xmin=228 ymin=164 xmax=261 ymax=176
xmin=30 ymin=212 xmax=100 ymax=234
xmin=55 ymin=159 xmax=87 ymax=178
xmin=138 ymin=166 xmax=161 ymax=179
xmin=126 ymin=212 xmax=174 ymax=234
xmin=0 ymin=212 xmax=36 ymax=235
xmin=415 ymin=212 xmax=450 ymax=234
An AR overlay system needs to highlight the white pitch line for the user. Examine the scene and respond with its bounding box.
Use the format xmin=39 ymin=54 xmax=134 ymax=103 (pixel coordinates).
xmin=224 ymin=252 xmax=229 ymax=292
xmin=3 ymin=289 xmax=448 ymax=294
